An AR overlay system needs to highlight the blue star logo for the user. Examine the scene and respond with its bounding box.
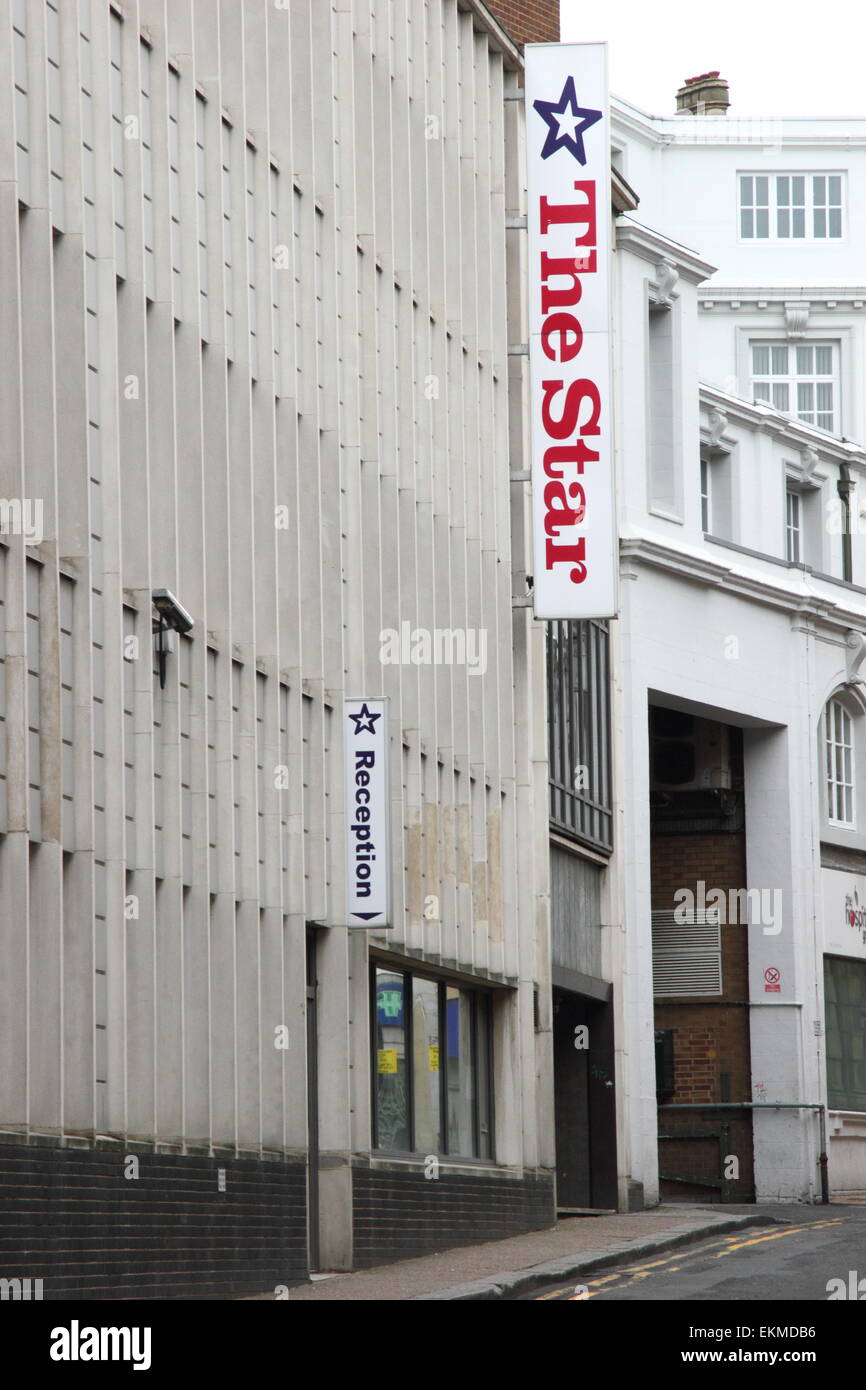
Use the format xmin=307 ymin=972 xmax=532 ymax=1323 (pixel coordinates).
xmin=533 ymin=76 xmax=602 ymax=165
xmin=349 ymin=702 xmax=382 ymax=735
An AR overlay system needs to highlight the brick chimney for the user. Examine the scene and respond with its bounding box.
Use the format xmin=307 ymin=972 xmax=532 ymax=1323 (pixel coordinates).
xmin=675 ymin=71 xmax=730 ymax=115
xmin=483 ymin=0 xmax=560 ymax=48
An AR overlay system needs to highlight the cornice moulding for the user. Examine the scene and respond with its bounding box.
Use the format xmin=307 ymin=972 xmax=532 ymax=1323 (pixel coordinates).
xmin=619 ymin=534 xmax=866 ymax=632
xmin=611 ymin=101 xmax=866 ymax=149
xmin=698 ymin=383 xmax=866 ymax=464
xmin=616 ymin=218 xmax=716 ymax=283
xmin=701 ymin=288 xmax=866 ymax=305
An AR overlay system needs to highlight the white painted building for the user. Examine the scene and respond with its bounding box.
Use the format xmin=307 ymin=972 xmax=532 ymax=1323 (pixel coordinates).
xmin=0 ymin=0 xmax=561 ymax=1296
xmin=612 ymin=92 xmax=866 ymax=442
xmin=611 ymin=75 xmax=866 ymax=1201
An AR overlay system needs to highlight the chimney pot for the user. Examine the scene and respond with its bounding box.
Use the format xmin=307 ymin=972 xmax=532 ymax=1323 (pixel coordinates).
xmin=676 ymin=72 xmax=729 ymax=115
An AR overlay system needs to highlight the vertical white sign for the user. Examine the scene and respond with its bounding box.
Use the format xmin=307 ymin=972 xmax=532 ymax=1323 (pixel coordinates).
xmin=525 ymin=43 xmax=616 ymax=620
xmin=344 ymin=698 xmax=391 ymax=927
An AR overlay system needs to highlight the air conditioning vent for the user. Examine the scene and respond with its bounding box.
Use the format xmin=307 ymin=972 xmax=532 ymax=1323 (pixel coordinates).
xmin=653 ymin=740 xmax=695 ymax=785
xmin=652 ymin=908 xmax=723 ymax=997
xmin=650 ymin=714 xmax=732 ymax=792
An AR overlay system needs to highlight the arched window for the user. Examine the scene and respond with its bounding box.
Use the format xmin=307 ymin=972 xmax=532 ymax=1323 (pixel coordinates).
xmin=826 ymin=697 xmax=855 ymax=827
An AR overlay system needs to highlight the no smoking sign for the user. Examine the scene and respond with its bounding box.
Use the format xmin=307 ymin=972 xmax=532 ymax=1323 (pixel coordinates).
xmin=764 ymin=966 xmax=781 ymax=993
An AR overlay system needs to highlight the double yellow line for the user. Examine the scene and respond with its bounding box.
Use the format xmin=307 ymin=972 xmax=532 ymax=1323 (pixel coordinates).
xmin=533 ymin=1219 xmax=845 ymax=1300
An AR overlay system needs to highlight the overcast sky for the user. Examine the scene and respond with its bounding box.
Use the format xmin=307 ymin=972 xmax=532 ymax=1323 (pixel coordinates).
xmin=559 ymin=0 xmax=865 ymax=118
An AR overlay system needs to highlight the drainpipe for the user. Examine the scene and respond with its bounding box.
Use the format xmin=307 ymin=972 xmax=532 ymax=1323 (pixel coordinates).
xmin=818 ymin=1106 xmax=829 ymax=1204
xmin=838 ymin=464 xmax=854 ymax=582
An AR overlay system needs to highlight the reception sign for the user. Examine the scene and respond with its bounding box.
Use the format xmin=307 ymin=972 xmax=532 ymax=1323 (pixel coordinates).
xmin=344 ymin=698 xmax=391 ymax=927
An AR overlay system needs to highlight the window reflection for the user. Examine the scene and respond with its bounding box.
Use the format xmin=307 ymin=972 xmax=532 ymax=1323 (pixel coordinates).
xmin=375 ymin=969 xmax=408 ymax=1151
xmin=447 ymin=986 xmax=474 ymax=1156
xmin=413 ymin=977 xmax=441 ymax=1153
xmin=372 ymin=968 xmax=494 ymax=1160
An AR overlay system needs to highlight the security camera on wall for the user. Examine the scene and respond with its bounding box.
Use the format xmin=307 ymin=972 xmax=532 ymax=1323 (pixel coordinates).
xmin=151 ymin=588 xmax=194 ymax=635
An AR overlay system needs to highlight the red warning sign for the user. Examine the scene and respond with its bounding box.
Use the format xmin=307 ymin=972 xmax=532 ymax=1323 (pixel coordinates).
xmin=764 ymin=966 xmax=781 ymax=993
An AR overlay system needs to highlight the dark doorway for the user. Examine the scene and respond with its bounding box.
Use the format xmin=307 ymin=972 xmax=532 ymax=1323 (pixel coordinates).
xmin=553 ymin=988 xmax=618 ymax=1210
xmin=649 ymin=705 xmax=755 ymax=1202
xmin=305 ymin=926 xmax=320 ymax=1272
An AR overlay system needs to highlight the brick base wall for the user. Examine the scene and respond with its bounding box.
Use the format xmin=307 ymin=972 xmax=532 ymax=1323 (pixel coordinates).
xmin=352 ymin=1163 xmax=555 ymax=1266
xmin=0 ymin=1140 xmax=308 ymax=1298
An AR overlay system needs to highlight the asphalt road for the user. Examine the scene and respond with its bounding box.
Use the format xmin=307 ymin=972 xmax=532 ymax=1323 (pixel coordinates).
xmin=526 ymin=1202 xmax=866 ymax=1301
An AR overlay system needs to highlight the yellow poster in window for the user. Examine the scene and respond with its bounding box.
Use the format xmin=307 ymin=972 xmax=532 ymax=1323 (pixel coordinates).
xmin=378 ymin=1048 xmax=397 ymax=1074
xmin=428 ymin=1045 xmax=440 ymax=1071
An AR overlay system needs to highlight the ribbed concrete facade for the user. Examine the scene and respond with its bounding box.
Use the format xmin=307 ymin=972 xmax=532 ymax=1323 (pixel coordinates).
xmin=0 ymin=0 xmax=554 ymax=1293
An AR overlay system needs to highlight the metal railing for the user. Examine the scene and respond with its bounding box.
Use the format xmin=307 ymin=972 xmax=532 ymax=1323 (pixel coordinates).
xmin=658 ymin=1102 xmax=829 ymax=1204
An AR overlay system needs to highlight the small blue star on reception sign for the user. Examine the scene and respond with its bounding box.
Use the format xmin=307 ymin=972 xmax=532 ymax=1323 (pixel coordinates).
xmin=348 ymin=702 xmax=382 ymax=735
xmin=533 ymin=75 xmax=602 ymax=165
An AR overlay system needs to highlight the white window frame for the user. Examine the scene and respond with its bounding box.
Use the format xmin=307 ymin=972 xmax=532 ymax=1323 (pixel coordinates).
xmin=826 ymin=698 xmax=855 ymax=828
xmin=700 ymin=456 xmax=710 ymax=532
xmin=751 ymin=341 xmax=837 ymax=434
xmin=785 ymin=488 xmax=801 ymax=563
xmin=739 ymin=172 xmax=844 ymax=242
